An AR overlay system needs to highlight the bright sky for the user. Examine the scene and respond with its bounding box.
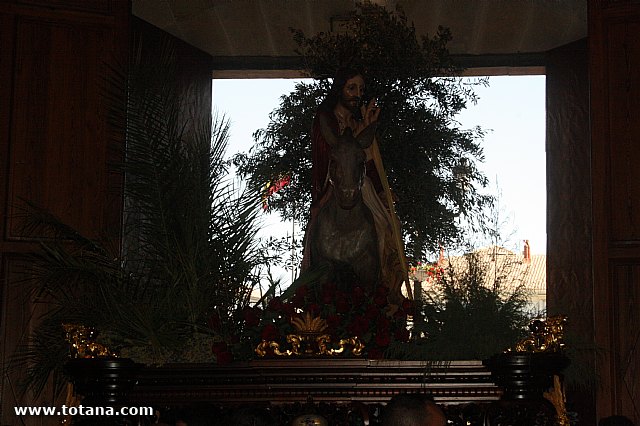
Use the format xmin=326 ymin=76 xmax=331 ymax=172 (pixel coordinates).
xmin=212 ymin=75 xmax=546 ymax=283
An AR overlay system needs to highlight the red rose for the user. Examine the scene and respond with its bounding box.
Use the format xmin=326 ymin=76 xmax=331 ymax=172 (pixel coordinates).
xmin=374 ymin=293 xmax=388 ymax=307
xmin=292 ymin=294 xmax=305 ymax=309
xmin=365 ymin=305 xmax=379 ymax=321
xmin=295 ymin=285 xmax=309 ymax=299
xmin=376 ymin=316 xmax=390 ymax=331
xmin=367 ymin=348 xmax=384 ymax=359
xmin=260 ymin=323 xmax=279 ymax=341
xmin=321 ymin=282 xmax=337 ymax=303
xmin=215 ymin=351 xmax=233 ymax=365
xmin=326 ymin=314 xmax=341 ymax=334
xmin=323 ymin=282 xmax=338 ymax=293
xmin=211 ymin=341 xmax=228 ymax=355
xmin=326 ymin=313 xmax=341 ymax=327
xmin=282 ymin=302 xmax=296 ymax=317
xmin=395 ymin=327 xmax=411 ymax=342
xmin=402 ymin=298 xmax=415 ymax=315
xmin=292 ymin=285 xmax=308 ymax=308
xmin=267 ymin=296 xmax=284 ymax=312
xmin=335 ymin=294 xmax=350 ymax=313
xmin=375 ymin=329 xmax=391 ymax=347
xmin=208 ymin=313 xmax=222 ymax=331
xmin=375 ymin=285 xmax=389 ymax=297
xmin=307 ymin=302 xmax=321 ymax=316
xmin=351 ymin=286 xmax=366 ymax=305
xmin=347 ymin=315 xmax=369 ymax=337
xmin=243 ymin=307 xmax=260 ymax=327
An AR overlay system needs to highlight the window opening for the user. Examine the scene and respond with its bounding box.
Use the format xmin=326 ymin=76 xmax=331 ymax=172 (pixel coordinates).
xmin=212 ymin=75 xmax=546 ymax=312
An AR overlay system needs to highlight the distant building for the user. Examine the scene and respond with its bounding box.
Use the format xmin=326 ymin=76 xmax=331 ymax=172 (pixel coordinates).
xmin=411 ymin=241 xmax=546 ymax=314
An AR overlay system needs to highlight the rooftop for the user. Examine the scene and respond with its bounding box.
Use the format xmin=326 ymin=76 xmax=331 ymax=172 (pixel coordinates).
xmin=413 ymin=243 xmax=546 ymax=295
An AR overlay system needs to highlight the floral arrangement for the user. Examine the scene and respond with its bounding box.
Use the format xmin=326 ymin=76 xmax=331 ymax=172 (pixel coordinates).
xmin=409 ymin=262 xmax=444 ymax=282
xmin=210 ymin=282 xmax=414 ymax=363
xmin=261 ymin=174 xmax=291 ymax=211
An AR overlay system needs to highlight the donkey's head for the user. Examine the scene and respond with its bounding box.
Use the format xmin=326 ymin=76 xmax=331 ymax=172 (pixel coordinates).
xmin=319 ymin=116 xmax=377 ymax=210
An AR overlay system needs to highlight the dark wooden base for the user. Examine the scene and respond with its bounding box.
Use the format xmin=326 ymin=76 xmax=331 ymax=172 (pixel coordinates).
xmin=128 ymin=359 xmax=502 ymax=407
xmin=64 ymin=359 xmax=565 ymax=425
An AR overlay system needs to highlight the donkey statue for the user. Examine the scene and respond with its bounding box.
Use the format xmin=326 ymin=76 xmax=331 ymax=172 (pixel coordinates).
xmin=310 ymin=116 xmax=380 ymax=289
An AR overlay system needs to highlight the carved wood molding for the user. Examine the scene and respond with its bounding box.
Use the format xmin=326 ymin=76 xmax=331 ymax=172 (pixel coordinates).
xmin=128 ymin=359 xmax=502 ymax=406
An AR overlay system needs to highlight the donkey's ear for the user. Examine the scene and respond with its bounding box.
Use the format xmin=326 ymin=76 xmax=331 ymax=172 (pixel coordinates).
xmin=318 ymin=114 xmax=339 ymax=147
xmin=356 ymin=123 xmax=377 ymax=149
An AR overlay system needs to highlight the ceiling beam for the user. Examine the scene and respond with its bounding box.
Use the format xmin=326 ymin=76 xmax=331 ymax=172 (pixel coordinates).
xmin=211 ymin=53 xmax=547 ymax=79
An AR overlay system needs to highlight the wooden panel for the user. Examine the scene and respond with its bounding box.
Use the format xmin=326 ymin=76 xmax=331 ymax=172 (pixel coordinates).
xmin=546 ymin=39 xmax=591 ymax=317
xmin=1 ymin=1 xmax=129 ymax=423
xmin=6 ymin=17 xmax=110 ymax=240
xmin=0 ymin=13 xmax=16 ymax=243
xmin=590 ymin=0 xmax=640 ymax=423
xmin=0 ymin=256 xmax=62 ymax=426
xmin=606 ymin=20 xmax=640 ymax=242
xmin=609 ymin=263 xmax=640 ymax=419
xmin=545 ymin=38 xmax=596 ymax=424
xmin=16 ymin=0 xmax=113 ymax=15
xmin=0 ymin=4 xmax=210 ymax=424
xmin=132 ymin=16 xmax=213 ymax=129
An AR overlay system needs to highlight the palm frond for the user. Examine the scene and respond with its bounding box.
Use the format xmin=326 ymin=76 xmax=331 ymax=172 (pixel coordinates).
xmin=15 ymin=32 xmax=268 ymax=396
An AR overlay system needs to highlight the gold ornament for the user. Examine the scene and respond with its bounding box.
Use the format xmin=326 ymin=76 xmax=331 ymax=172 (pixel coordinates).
xmin=63 ymin=323 xmax=117 ymax=359
xmin=317 ymin=335 xmax=365 ymax=356
xmin=543 ymin=375 xmax=571 ymax=426
xmin=508 ymin=315 xmax=567 ymax=353
xmin=291 ymin=311 xmax=329 ymax=334
xmin=255 ymin=312 xmax=364 ymax=357
xmin=291 ymin=414 xmax=328 ymax=426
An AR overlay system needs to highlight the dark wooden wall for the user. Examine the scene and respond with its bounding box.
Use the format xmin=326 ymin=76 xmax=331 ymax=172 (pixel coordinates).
xmin=589 ymin=0 xmax=640 ymax=423
xmin=131 ymin=17 xmax=213 ymax=136
xmin=0 ymin=2 xmax=212 ymax=424
xmin=546 ymin=38 xmax=596 ymax=425
xmin=1 ymin=0 xmax=638 ymax=424
xmin=542 ymin=2 xmax=640 ymax=422
xmin=0 ymin=1 xmax=130 ymax=423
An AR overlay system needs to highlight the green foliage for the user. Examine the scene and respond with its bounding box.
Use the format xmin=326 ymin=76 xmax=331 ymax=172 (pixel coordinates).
xmin=233 ymin=3 xmax=492 ymax=261
xmin=15 ymin=35 xmax=267 ymax=395
xmin=234 ymin=82 xmax=326 ymax=221
xmin=388 ymin=250 xmax=531 ymax=360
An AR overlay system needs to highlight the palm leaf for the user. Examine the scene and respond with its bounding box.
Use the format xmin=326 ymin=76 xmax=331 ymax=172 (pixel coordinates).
xmin=15 ymin=32 xmax=267 ymax=396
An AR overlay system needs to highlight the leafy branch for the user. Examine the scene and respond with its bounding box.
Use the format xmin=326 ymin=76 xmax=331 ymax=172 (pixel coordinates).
xmin=233 ymin=3 xmax=493 ymax=261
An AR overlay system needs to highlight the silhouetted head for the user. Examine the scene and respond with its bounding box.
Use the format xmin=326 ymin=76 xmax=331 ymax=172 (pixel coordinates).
xmin=227 ymin=406 xmax=277 ymax=426
xmin=599 ymin=415 xmax=635 ymax=426
xmin=381 ymin=394 xmax=447 ymax=426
